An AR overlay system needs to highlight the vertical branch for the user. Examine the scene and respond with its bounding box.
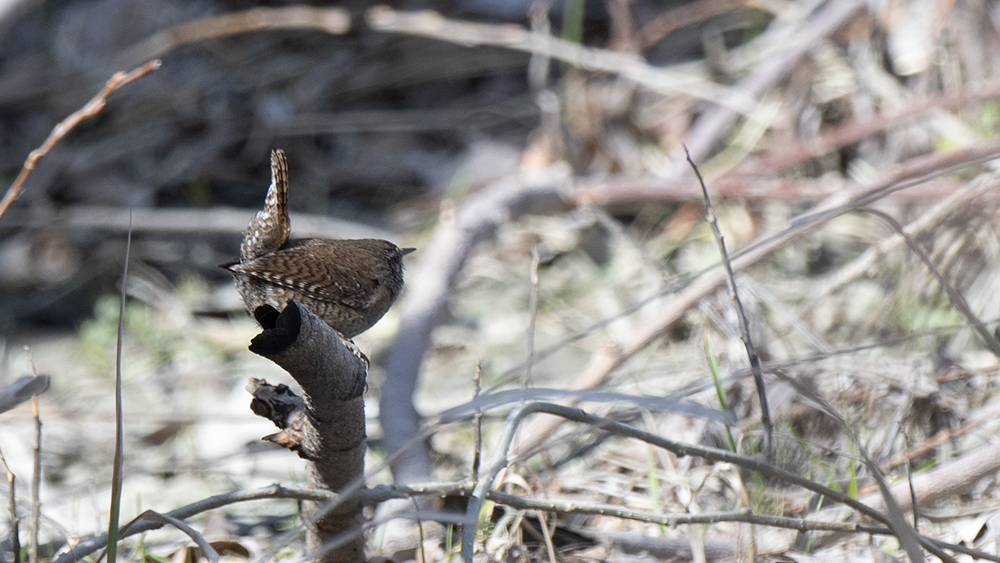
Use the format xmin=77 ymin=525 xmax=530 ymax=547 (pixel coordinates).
xmin=901 ymin=426 xmax=918 ymax=531
xmin=248 ymin=302 xmax=368 ymax=563
xmin=472 ymin=362 xmax=483 ymax=483
xmin=0 ymin=444 xmax=19 ymax=563
xmin=535 ymin=510 xmax=557 ymax=563
xmin=24 ymin=351 xmax=40 ymax=563
xmin=527 ymin=0 xmax=555 ymax=92
xmin=28 ymin=398 xmax=39 ymax=563
xmin=524 ymin=246 xmax=541 ymax=388
xmin=527 ymin=0 xmax=564 ymax=162
xmin=685 ymin=148 xmax=772 ymax=456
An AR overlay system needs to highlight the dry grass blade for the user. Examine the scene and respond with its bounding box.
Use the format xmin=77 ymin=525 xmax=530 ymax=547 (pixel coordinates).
xmin=103 ymin=217 xmax=131 ymax=563
xmin=535 ymin=510 xmax=556 ymax=563
xmin=515 ymin=143 xmax=1000 ymax=455
xmin=857 ymin=446 xmax=930 ymax=562
xmin=817 ymin=171 xmax=1000 ymax=298
xmin=686 ymin=148 xmax=772 ymax=455
xmin=767 ymin=372 xmax=938 ymax=561
xmin=0 ymin=60 xmax=160 ymax=223
xmin=0 ymin=376 xmax=49 ymax=415
xmin=858 ymin=208 xmax=1000 ymax=357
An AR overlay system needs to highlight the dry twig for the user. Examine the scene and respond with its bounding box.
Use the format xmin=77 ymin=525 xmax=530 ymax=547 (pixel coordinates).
xmin=24 ymin=353 xmax=41 ymax=563
xmin=465 ymin=402 xmax=988 ymax=562
xmin=755 ymin=78 xmax=1000 ymax=173
xmin=0 ymin=443 xmax=19 ymax=563
xmin=364 ymin=6 xmax=757 ymax=113
xmin=687 ymin=148 xmax=772 ymax=455
xmin=382 ymin=170 xmax=570 ymax=484
xmin=858 ymin=208 xmax=1000 ymax=357
xmin=0 ymin=60 xmax=160 ymax=223
xmin=48 ymin=435 xmax=1000 ymax=563
xmin=118 ymin=6 xmax=350 ymax=69
xmin=515 ymin=140 xmax=1000 ymax=454
xmin=817 ymin=171 xmax=1000 ymax=298
xmin=639 ymin=0 xmax=751 ymax=48
xmin=681 ymin=0 xmax=865 ymax=166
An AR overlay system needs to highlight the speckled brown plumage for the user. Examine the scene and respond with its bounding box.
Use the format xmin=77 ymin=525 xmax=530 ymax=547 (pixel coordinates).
xmin=241 ymin=149 xmax=290 ymax=261
xmin=222 ymin=149 xmax=413 ymax=338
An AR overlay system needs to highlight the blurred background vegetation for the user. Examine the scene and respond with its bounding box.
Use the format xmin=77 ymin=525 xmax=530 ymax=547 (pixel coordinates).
xmin=4 ymin=0 xmax=1000 ymax=560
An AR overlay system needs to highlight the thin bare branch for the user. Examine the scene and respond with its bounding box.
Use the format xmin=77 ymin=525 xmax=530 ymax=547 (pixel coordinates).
xmin=488 ymin=490 xmax=877 ymax=533
xmin=681 ymin=0 xmax=865 ymax=165
xmin=817 ymin=171 xmax=999 ymax=297
xmin=472 ymin=363 xmax=483 ymax=484
xmin=524 ymin=246 xmax=541 ymax=388
xmin=364 ymin=6 xmax=757 ymax=113
xmin=0 ymin=443 xmax=19 ymax=563
xmin=48 ymin=452 xmax=1000 ymax=563
xmin=24 ymin=352 xmax=40 ymax=563
xmin=119 ymin=6 xmax=350 ymax=68
xmin=1 ymin=205 xmax=391 ymax=240
xmin=686 ymin=148 xmax=772 ymax=455
xmin=120 ymin=511 xmax=218 ymax=563
xmin=0 ymin=60 xmax=160 ymax=223
xmin=466 ymin=402 xmax=994 ymax=562
xmin=755 ymin=78 xmax=1000 ymax=173
xmin=52 ymin=483 xmax=468 ymax=563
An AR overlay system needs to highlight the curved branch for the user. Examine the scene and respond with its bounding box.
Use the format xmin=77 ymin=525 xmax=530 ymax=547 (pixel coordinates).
xmin=380 ymin=171 xmax=571 ymax=483
xmin=118 ymin=6 xmax=350 ymax=69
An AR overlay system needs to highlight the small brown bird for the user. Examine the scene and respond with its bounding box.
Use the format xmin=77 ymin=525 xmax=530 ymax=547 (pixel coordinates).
xmin=222 ymin=149 xmax=414 ymax=338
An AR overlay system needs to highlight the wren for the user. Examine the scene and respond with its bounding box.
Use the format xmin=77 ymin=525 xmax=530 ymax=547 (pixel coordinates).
xmin=221 ymin=149 xmax=414 ymax=338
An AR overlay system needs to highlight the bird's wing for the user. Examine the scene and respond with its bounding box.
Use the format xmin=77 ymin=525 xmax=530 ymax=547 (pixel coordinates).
xmin=231 ymin=253 xmax=380 ymax=310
